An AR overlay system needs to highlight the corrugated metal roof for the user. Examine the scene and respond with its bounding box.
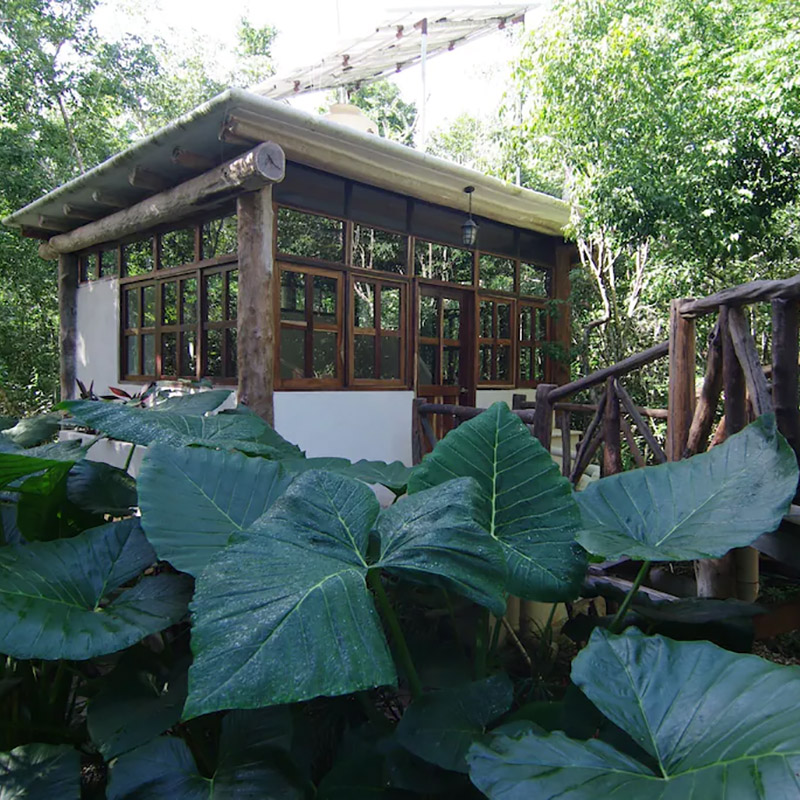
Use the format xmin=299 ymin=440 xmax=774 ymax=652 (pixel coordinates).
xmin=3 ymin=88 xmax=569 ymax=239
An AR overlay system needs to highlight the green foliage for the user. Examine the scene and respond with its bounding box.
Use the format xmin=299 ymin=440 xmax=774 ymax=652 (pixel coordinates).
xmin=346 ymin=80 xmax=418 ymax=145
xmin=0 ymin=743 xmax=80 ymax=799
xmin=469 ymin=627 xmax=800 ymax=798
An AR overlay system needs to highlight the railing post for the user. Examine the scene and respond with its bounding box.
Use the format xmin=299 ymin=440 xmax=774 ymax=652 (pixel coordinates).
xmin=772 ymin=299 xmax=800 ymax=501
xmin=602 ymin=378 xmax=622 ymax=475
xmin=666 ymin=299 xmax=696 ymax=461
xmin=532 ymin=383 xmax=557 ymax=452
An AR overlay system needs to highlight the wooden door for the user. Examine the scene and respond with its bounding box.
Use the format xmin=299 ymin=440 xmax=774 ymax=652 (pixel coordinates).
xmin=416 ymin=284 xmax=475 ymax=443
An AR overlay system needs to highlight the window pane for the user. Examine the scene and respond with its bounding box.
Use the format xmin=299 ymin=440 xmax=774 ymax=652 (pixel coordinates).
xmin=312 ymin=330 xmax=337 ymax=378
xmin=125 ymin=336 xmax=139 ymax=375
xmin=442 ymin=298 xmax=460 ymax=339
xmin=160 ymin=228 xmax=195 ymax=268
xmin=181 ymin=278 xmax=197 ymax=324
xmin=520 ymin=306 xmax=533 ymax=341
xmin=352 ymin=225 xmax=406 ymax=273
xmin=202 ymin=214 xmax=237 ymax=259
xmin=313 ymin=276 xmax=337 ymax=325
xmin=227 ymin=271 xmax=238 ymax=320
xmin=479 ymin=255 xmax=514 ymax=292
xmin=536 ymin=307 xmax=547 ymax=340
xmin=520 ymin=263 xmax=549 ymax=297
xmin=125 ymin=289 xmax=139 ymax=329
xmin=181 ymin=331 xmax=197 ymax=376
xmin=162 ymin=333 xmax=177 ymax=376
xmin=100 ymin=248 xmax=117 ymax=278
xmin=142 ymin=285 xmax=155 ymax=327
xmin=205 ymin=273 xmax=224 ymax=322
xmin=227 ymin=328 xmax=238 ymax=376
xmin=443 ymin=346 xmax=460 ymax=385
xmin=418 ymin=343 xmax=437 ymax=384
xmin=280 ymin=271 xmax=306 ymax=321
xmin=497 ymin=345 xmax=511 ymax=382
xmin=381 ymin=336 xmax=401 ymax=380
xmin=536 ymin=348 xmax=546 ymax=381
xmin=354 ymin=282 xmax=375 ymax=329
xmin=142 ymin=334 xmax=155 ymax=375
xmin=419 ymin=295 xmax=438 ymax=337
xmin=497 ymin=303 xmax=511 ymax=339
xmin=479 ymin=344 xmax=492 ymax=381
xmin=520 ymin=346 xmax=532 ymax=382
xmin=354 ymin=334 xmax=375 ymax=379
xmin=277 ymin=207 xmax=343 ymax=262
xmin=79 ymin=254 xmax=95 ymax=282
xmin=480 ymin=301 xmax=493 ymax=338
xmin=414 ymin=241 xmax=472 ymax=284
xmin=162 ymin=281 xmax=178 ymax=325
xmin=206 ymin=329 xmax=223 ymax=376
xmin=280 ymin=327 xmax=305 ymax=379
xmin=381 ymin=287 xmax=401 ymax=330
xmin=123 ymin=239 xmax=154 ymax=276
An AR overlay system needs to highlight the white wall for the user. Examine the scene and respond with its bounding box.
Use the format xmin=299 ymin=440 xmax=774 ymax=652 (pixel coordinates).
xmin=274 ymin=391 xmax=414 ymax=465
xmin=476 ymin=389 xmax=526 ymax=410
xmin=75 ymin=277 xmax=121 ymax=396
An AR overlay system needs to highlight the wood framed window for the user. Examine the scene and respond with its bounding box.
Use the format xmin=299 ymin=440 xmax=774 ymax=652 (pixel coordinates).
xmin=277 ymin=264 xmax=343 ymax=387
xmin=519 ymin=262 xmax=551 ymax=297
xmin=351 ymin=224 xmax=407 ymax=274
xmin=79 ymin=246 xmax=119 ymax=282
xmin=122 ymin=281 xmax=156 ymax=379
xmin=202 ymin=265 xmax=238 ymax=380
xmin=276 ymin=207 xmax=344 ymax=263
xmin=479 ymin=254 xmax=516 ymax=293
xmin=518 ymin=301 xmax=548 ymax=386
xmin=156 ymin=274 xmax=199 ymax=379
xmin=478 ymin=296 xmax=515 ymax=385
xmin=413 ymin=239 xmax=474 ymax=284
xmin=350 ymin=276 xmax=407 ymax=386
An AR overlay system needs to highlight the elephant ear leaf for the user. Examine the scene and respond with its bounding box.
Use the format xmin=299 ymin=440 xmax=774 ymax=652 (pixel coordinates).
xmin=0 ymin=519 xmax=192 ymax=660
xmin=185 ymin=470 xmax=395 ymax=718
xmin=468 ymin=627 xmax=800 ymax=798
xmin=409 ymin=402 xmax=586 ymax=600
xmin=0 ymin=743 xmax=80 ymax=799
xmin=576 ymin=414 xmax=798 ymax=560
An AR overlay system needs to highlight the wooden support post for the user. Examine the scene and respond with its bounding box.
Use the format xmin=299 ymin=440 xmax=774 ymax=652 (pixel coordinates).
xmin=412 ymin=398 xmax=425 ymax=465
xmin=728 ymin=306 xmax=773 ymax=416
xmin=666 ymin=299 xmax=696 ymax=462
xmin=684 ymin=321 xmax=723 ymax=457
xmin=570 ymin=392 xmax=607 ymax=485
xmin=58 ymin=253 xmax=79 ymax=401
xmin=620 ymin=416 xmax=646 ymax=468
xmin=558 ymin=409 xmax=572 ymax=477
xmin=551 ymin=246 xmax=573 ymax=386
xmin=602 ymin=379 xmax=622 ymax=475
xmin=532 ymin=383 xmax=557 ymax=452
xmin=615 ymin=379 xmax=667 ymax=463
xmin=236 ymin=186 xmax=276 ymax=425
xmin=772 ymin=299 xmax=800 ymax=500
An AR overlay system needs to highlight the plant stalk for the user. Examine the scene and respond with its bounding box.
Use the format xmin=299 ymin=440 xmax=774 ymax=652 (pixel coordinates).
xmin=123 ymin=444 xmax=137 ymax=473
xmin=474 ymin=608 xmax=490 ymax=680
xmin=367 ymin=570 xmax=423 ymax=700
xmin=609 ymin=560 xmax=651 ymax=634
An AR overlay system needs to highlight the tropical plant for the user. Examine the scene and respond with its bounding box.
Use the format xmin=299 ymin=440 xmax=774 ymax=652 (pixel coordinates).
xmin=0 ymin=399 xmax=797 ymax=799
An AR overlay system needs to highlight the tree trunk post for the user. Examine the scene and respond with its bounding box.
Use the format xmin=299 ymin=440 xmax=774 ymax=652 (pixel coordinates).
xmin=602 ymin=378 xmax=622 ymax=475
xmin=772 ymin=299 xmax=800 ymax=501
xmin=666 ymin=299 xmax=696 ymax=461
xmin=58 ymin=253 xmax=79 ymax=401
xmin=236 ymin=185 xmax=276 ymax=425
xmin=532 ymin=383 xmax=557 ymax=452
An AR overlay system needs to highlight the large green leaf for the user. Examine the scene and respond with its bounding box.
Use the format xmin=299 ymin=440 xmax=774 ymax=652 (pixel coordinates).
xmin=151 ymin=389 xmax=233 ymax=414
xmin=58 ymin=400 xmax=302 ymax=457
xmin=576 ymin=414 xmax=798 ymax=560
xmin=107 ymin=708 xmax=304 ymax=799
xmin=375 ymin=480 xmax=507 ymax=615
xmin=409 ymin=402 xmax=586 ymax=600
xmin=284 ymin=456 xmax=413 ymax=492
xmin=0 ymin=519 xmax=192 ymax=659
xmin=0 ymin=451 xmax=73 ymax=491
xmin=397 ymin=674 xmax=513 ymax=773
xmin=468 ymin=627 xmax=800 ymax=798
xmin=138 ymin=444 xmax=292 ymax=575
xmin=0 ymin=743 xmax=79 ymax=799
xmin=87 ymin=656 xmax=188 ymax=758
xmin=0 ymin=413 xmax=61 ymax=448
xmin=66 ymin=460 xmax=137 ymax=517
xmin=185 ymin=470 xmax=395 ymax=718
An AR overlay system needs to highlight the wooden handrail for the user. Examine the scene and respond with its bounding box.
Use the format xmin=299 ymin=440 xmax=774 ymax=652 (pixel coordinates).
xmin=679 ymin=273 xmax=800 ymax=317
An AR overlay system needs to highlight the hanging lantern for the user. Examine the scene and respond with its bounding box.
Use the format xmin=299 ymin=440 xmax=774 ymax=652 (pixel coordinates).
xmin=461 ymin=186 xmax=478 ymax=247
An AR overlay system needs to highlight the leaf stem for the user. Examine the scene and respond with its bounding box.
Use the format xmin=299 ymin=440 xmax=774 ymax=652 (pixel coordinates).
xmin=368 ymin=570 xmax=423 ymax=701
xmin=123 ymin=443 xmax=137 ymax=473
xmin=474 ymin=608 xmax=489 ymax=680
xmin=609 ymin=560 xmax=651 ymax=634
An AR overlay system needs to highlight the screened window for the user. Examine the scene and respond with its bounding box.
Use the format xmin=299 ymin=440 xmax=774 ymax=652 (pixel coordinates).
xmin=276 ymin=207 xmax=344 ymax=262
xmin=79 ymin=248 xmax=119 ymax=282
xmin=520 ymin=262 xmax=550 ymax=297
xmin=122 ymin=239 xmax=154 ymax=277
xmin=414 ymin=240 xmax=473 ymax=284
xmin=479 ymin=255 xmax=515 ymax=293
xmin=351 ymin=277 xmax=406 ymax=384
xmin=351 ymin=225 xmax=407 ymax=274
xmin=202 ymin=214 xmax=238 ymax=259
xmin=159 ymin=227 xmax=196 ymax=269
xmin=519 ymin=302 xmax=547 ymax=385
xmin=278 ymin=265 xmax=343 ymax=386
xmin=478 ymin=297 xmax=514 ymax=385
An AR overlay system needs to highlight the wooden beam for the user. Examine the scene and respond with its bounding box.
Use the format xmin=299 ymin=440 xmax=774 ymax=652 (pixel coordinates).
xmin=548 ymin=341 xmax=668 ymax=403
xmin=553 ymin=401 xmax=668 ymax=419
xmin=602 ymin=379 xmax=622 ymax=475
xmin=558 ymin=409 xmax=571 ymax=477
xmin=679 ymin=272 xmax=800 ymax=317
xmin=666 ymin=299 xmax=695 ymax=462
xmin=620 ymin=416 xmax=646 ymax=468
xmin=58 ymin=253 xmax=78 ymax=401
xmin=128 ymin=165 xmax=169 ymax=192
xmin=570 ymin=391 xmax=606 ymax=484
xmin=772 ymin=299 xmax=800 ymax=500
xmin=684 ymin=320 xmax=723 ymax=458
xmin=236 ymin=184 xmax=276 ymax=425
xmin=91 ymin=190 xmax=129 ymax=208
xmin=615 ymin=379 xmax=667 ymax=463
xmin=38 ymin=143 xmax=286 ymax=260
xmin=172 ymin=147 xmax=216 ymax=171
xmin=727 ymin=306 xmax=773 ymax=417
xmin=38 ymin=215 xmax=71 ymax=232
xmin=63 ymin=203 xmax=100 ymax=221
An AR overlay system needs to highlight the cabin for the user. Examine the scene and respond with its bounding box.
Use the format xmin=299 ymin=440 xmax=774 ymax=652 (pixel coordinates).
xmin=2 ymin=88 xmax=573 ymax=465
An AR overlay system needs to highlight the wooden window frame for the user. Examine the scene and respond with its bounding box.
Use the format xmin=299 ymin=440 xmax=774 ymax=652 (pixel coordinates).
xmin=276 ymin=262 xmax=344 ymax=389
xmin=348 ymin=273 xmax=409 ymax=388
xmin=477 ymin=295 xmax=516 ymax=387
xmin=517 ymin=299 xmax=549 ymax=388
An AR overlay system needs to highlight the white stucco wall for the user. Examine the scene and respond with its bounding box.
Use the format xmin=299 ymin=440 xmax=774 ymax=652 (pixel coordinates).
xmin=274 ymin=391 xmax=414 ymax=465
xmin=75 ymin=277 xmax=120 ymax=396
xmin=476 ymin=389 xmax=528 ymax=410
